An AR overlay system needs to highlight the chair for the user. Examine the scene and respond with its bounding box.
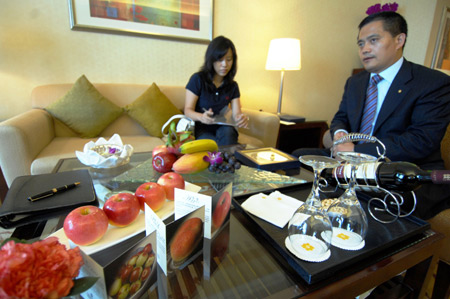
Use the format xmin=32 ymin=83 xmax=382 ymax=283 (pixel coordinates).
xmin=428 ymin=123 xmax=450 ymax=299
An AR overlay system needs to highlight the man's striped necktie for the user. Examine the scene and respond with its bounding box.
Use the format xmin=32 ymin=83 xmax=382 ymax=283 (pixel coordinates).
xmin=359 ymin=74 xmax=383 ymax=135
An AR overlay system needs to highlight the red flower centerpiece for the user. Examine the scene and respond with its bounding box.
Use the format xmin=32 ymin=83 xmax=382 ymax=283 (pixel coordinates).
xmin=0 ymin=237 xmax=86 ymax=299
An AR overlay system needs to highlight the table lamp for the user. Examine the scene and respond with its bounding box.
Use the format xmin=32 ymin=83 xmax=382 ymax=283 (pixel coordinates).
xmin=265 ymin=38 xmax=304 ymax=122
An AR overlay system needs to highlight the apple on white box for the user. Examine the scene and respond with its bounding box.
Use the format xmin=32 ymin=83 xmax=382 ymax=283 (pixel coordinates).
xmin=157 ymin=172 xmax=185 ymax=201
xmin=135 ymin=182 xmax=166 ymax=212
xmin=103 ymin=193 xmax=141 ymax=227
xmin=63 ymin=205 xmax=109 ymax=246
xmin=212 ymin=191 xmax=232 ymax=229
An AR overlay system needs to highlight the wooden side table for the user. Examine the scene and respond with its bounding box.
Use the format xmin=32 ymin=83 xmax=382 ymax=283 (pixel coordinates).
xmin=276 ymin=121 xmax=329 ymax=154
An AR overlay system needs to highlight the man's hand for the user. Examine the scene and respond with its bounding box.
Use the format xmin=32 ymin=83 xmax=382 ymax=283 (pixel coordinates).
xmin=332 ymin=131 xmax=354 ymax=158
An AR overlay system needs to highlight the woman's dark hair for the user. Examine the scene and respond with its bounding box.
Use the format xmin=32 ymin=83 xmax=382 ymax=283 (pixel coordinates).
xmin=200 ymin=36 xmax=237 ymax=90
xmin=359 ymin=11 xmax=407 ymax=48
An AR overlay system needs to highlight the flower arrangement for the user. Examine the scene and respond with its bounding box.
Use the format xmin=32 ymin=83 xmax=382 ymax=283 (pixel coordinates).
xmin=0 ymin=237 xmax=97 ymax=299
xmin=366 ymin=2 xmax=398 ymax=15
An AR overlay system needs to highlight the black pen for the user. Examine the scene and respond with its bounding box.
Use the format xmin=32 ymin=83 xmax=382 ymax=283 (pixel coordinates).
xmin=27 ymin=182 xmax=81 ymax=202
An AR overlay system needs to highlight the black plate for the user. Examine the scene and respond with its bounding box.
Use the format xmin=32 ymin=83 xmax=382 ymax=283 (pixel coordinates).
xmin=232 ymin=184 xmax=430 ymax=284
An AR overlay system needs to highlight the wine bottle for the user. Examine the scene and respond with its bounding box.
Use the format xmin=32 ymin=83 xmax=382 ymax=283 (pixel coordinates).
xmin=321 ymin=161 xmax=450 ymax=192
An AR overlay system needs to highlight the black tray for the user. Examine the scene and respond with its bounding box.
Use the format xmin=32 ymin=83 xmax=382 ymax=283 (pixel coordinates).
xmin=232 ymin=183 xmax=430 ymax=284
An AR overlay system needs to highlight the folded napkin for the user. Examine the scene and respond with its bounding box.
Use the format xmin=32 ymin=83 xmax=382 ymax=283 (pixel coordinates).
xmin=241 ymin=191 xmax=303 ymax=228
xmin=76 ymin=134 xmax=133 ymax=168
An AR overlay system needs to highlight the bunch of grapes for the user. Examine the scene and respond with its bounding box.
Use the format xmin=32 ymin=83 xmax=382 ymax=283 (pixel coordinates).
xmin=208 ymin=151 xmax=241 ymax=174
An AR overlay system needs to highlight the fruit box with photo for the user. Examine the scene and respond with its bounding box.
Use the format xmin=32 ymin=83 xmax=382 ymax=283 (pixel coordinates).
xmin=76 ymin=232 xmax=157 ymax=299
xmin=173 ymin=182 xmax=233 ymax=239
xmin=145 ymin=203 xmax=206 ymax=276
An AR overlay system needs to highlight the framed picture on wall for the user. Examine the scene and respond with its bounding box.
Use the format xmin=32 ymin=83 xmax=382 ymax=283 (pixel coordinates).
xmin=68 ymin=0 xmax=213 ymax=42
xmin=431 ymin=6 xmax=450 ymax=70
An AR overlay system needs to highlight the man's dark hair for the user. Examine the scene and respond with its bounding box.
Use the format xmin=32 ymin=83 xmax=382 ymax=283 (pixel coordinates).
xmin=200 ymin=36 xmax=237 ymax=91
xmin=359 ymin=11 xmax=408 ymax=47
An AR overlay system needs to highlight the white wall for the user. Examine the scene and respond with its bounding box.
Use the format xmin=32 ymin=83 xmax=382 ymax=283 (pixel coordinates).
xmin=0 ymin=0 xmax=442 ymax=124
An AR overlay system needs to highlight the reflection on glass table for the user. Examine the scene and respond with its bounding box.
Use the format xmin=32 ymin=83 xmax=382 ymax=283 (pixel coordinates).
xmin=53 ymin=152 xmax=308 ymax=200
xmin=106 ymin=156 xmax=307 ymax=197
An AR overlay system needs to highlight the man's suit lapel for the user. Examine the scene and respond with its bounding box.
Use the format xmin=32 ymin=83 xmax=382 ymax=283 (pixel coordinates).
xmin=373 ymin=60 xmax=413 ymax=134
xmin=352 ymin=73 xmax=370 ymax=132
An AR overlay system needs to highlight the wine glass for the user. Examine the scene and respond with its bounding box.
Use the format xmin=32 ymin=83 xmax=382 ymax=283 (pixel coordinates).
xmin=327 ymin=152 xmax=377 ymax=250
xmin=287 ymin=155 xmax=340 ymax=262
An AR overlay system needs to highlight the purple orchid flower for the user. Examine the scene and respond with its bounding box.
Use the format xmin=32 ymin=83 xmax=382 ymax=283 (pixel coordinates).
xmin=204 ymin=151 xmax=223 ymax=166
xmin=366 ymin=2 xmax=398 ymax=15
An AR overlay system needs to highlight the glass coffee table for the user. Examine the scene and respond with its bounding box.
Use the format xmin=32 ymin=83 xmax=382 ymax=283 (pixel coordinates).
xmin=53 ymin=151 xmax=309 ymax=200
xmin=10 ymin=152 xmax=442 ymax=298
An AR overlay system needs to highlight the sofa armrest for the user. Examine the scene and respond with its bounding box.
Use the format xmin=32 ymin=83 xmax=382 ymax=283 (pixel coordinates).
xmin=0 ymin=109 xmax=55 ymax=187
xmin=238 ymin=108 xmax=280 ymax=147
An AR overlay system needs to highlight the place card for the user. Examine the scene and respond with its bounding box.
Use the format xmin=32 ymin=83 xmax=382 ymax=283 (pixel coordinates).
xmin=77 ymin=232 xmax=157 ymax=298
xmin=241 ymin=190 xmax=303 ymax=228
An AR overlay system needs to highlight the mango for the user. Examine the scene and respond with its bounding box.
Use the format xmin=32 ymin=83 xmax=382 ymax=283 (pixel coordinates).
xmin=170 ymin=217 xmax=203 ymax=263
xmin=172 ymin=151 xmax=209 ymax=174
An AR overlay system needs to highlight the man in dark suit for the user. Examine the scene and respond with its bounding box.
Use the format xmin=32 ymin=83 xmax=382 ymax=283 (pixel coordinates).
xmin=330 ymin=12 xmax=450 ymax=170
xmin=293 ymin=11 xmax=450 ymax=219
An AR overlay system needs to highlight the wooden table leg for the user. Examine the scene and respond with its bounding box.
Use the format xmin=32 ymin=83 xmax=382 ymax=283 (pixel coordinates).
xmin=403 ymin=255 xmax=439 ymax=298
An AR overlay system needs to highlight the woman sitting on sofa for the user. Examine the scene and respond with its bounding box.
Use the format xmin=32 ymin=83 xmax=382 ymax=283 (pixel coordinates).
xmin=184 ymin=36 xmax=249 ymax=146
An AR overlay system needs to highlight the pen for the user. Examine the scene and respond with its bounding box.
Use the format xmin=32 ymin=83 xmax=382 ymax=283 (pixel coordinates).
xmin=27 ymin=182 xmax=81 ymax=202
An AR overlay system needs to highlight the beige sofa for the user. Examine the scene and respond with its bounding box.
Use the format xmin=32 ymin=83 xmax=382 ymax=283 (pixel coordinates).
xmin=0 ymin=83 xmax=280 ymax=187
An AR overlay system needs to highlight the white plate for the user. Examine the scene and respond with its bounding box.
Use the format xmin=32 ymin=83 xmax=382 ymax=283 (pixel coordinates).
xmin=50 ymin=182 xmax=201 ymax=255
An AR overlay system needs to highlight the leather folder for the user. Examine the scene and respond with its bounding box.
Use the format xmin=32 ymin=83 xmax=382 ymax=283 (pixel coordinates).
xmin=0 ymin=169 xmax=98 ymax=228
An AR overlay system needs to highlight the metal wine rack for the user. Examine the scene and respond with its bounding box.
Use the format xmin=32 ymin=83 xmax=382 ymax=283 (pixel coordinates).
xmin=323 ymin=133 xmax=417 ymax=223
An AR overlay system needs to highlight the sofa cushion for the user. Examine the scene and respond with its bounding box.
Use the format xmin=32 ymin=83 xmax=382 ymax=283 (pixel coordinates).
xmin=45 ymin=75 xmax=123 ymax=138
xmin=124 ymin=83 xmax=181 ymax=138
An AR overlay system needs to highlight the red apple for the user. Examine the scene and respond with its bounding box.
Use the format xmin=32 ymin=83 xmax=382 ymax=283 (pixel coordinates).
xmin=129 ymin=280 xmax=142 ymax=295
xmin=144 ymin=253 xmax=155 ymax=268
xmin=120 ymin=264 xmax=133 ymax=281
xmin=63 ymin=205 xmax=109 ymax=246
xmin=135 ymin=182 xmax=166 ymax=212
xmin=152 ymin=152 xmax=177 ymax=173
xmin=129 ymin=266 xmax=143 ymax=283
xmin=157 ymin=172 xmax=185 ymax=201
xmin=152 ymin=144 xmax=169 ymax=157
xmin=127 ymin=254 xmax=139 ymax=266
xmin=135 ymin=251 xmax=148 ymax=268
xmin=117 ymin=283 xmax=130 ymax=299
xmin=143 ymin=243 xmax=152 ymax=253
xmin=141 ymin=267 xmax=152 ymax=281
xmin=212 ymin=191 xmax=232 ymax=229
xmin=103 ymin=193 xmax=140 ymax=227
xmin=109 ymin=277 xmax=122 ymax=297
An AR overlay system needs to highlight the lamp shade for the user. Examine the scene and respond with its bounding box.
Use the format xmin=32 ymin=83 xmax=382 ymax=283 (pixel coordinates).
xmin=265 ymin=38 xmax=301 ymax=71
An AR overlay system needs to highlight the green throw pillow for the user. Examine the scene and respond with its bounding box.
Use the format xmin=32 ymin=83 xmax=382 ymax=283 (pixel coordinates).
xmin=125 ymin=83 xmax=181 ymax=137
xmin=46 ymin=75 xmax=123 ymax=138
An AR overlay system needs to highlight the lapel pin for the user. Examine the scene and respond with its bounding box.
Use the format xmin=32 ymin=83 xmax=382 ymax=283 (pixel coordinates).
xmin=398 ymin=89 xmax=402 ymax=93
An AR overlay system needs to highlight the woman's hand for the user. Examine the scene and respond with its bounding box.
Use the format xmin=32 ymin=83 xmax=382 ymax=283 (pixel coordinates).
xmin=235 ymin=113 xmax=249 ymax=128
xmin=200 ymin=108 xmax=215 ymax=124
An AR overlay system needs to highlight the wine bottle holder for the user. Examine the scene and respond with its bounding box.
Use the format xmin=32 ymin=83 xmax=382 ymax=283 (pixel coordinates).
xmin=333 ymin=133 xmax=387 ymax=159
xmin=325 ymin=133 xmax=416 ymax=223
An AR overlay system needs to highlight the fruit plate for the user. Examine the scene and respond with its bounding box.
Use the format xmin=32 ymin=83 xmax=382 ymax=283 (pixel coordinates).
xmin=50 ymin=182 xmax=201 ymax=255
